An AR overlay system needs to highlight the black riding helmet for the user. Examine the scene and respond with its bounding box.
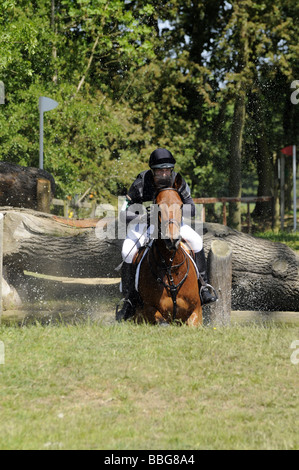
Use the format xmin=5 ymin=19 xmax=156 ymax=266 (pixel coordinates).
xmin=149 ymin=148 xmax=176 ymax=169
xmin=149 ymin=148 xmax=176 ymax=189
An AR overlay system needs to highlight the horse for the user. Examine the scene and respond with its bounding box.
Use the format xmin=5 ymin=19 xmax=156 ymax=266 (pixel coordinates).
xmin=134 ymin=175 xmax=202 ymax=326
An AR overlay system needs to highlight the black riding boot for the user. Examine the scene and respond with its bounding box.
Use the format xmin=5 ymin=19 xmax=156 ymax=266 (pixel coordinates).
xmin=116 ymin=262 xmax=138 ymax=322
xmin=195 ymin=249 xmax=217 ymax=305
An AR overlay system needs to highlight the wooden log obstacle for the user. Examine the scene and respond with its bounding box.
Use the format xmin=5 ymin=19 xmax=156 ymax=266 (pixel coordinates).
xmin=207 ymin=240 xmax=233 ymax=326
xmin=0 ymin=162 xmax=55 ymax=212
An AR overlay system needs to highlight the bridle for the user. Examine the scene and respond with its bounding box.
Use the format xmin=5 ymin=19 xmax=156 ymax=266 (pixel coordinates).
xmin=149 ymin=187 xmax=190 ymax=321
xmin=153 ymin=187 xmax=183 ymax=244
xmin=148 ymin=243 xmax=190 ymax=322
xmin=153 ymin=186 xmax=178 ymax=200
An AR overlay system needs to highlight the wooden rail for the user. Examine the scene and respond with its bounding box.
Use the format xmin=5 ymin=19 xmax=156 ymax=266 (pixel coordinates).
xmin=49 ymin=193 xmax=274 ymax=231
xmin=193 ymin=196 xmax=274 ymax=231
xmin=34 ymin=180 xmax=97 ymax=216
xmin=52 ymin=198 xmax=97 ymax=218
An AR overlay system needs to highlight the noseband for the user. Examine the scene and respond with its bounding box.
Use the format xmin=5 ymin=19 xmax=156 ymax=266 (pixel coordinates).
xmin=153 ymin=187 xmax=178 ymax=204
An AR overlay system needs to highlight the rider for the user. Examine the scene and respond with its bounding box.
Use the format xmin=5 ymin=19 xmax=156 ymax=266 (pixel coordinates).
xmin=117 ymin=148 xmax=217 ymax=321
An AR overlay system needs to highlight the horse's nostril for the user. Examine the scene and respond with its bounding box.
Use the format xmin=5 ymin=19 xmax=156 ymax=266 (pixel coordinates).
xmin=165 ymin=238 xmax=181 ymax=251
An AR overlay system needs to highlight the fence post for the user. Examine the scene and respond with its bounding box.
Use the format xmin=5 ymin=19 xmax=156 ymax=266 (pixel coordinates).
xmin=90 ymin=200 xmax=97 ymax=217
xmin=222 ymin=202 xmax=227 ymax=225
xmin=37 ymin=178 xmax=51 ymax=213
xmin=247 ymin=202 xmax=251 ymax=233
xmin=64 ymin=200 xmax=70 ymax=218
xmin=207 ymin=240 xmax=232 ymax=326
xmin=0 ymin=213 xmax=3 ymax=319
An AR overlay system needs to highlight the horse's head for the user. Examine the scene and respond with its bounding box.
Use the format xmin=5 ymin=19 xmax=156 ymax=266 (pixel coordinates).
xmin=155 ymin=174 xmax=183 ymax=252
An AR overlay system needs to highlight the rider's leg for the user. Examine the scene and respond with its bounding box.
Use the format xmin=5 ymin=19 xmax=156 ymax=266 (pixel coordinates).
xmin=116 ymin=223 xmax=147 ymax=322
xmin=116 ymin=261 xmax=139 ymax=321
xmin=194 ymin=249 xmax=217 ymax=305
xmin=180 ymin=224 xmax=217 ymax=305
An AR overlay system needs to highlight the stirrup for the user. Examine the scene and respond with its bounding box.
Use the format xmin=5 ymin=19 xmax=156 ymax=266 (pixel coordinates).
xmin=200 ymin=284 xmax=218 ymax=305
xmin=115 ymin=298 xmax=135 ymax=322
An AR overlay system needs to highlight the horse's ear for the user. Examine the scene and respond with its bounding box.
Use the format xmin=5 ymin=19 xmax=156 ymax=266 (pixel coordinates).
xmin=173 ymin=173 xmax=183 ymax=190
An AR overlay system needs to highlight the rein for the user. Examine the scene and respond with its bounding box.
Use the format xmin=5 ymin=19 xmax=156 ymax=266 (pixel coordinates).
xmin=148 ymin=235 xmax=190 ymax=322
xmin=149 ymin=186 xmax=190 ymax=321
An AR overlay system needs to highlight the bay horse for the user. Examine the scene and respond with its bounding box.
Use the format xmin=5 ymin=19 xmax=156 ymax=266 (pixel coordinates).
xmin=135 ymin=175 xmax=202 ymax=326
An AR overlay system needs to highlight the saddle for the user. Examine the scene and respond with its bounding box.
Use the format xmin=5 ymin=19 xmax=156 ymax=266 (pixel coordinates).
xmin=179 ymin=239 xmax=195 ymax=260
xmin=132 ymin=245 xmax=150 ymax=292
xmin=132 ymin=239 xmax=195 ymax=267
xmin=132 ymin=245 xmax=148 ymax=268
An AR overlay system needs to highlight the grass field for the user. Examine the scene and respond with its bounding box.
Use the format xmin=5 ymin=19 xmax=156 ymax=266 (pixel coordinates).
xmin=0 ymin=229 xmax=298 ymax=450
xmin=0 ymin=321 xmax=298 ymax=450
xmin=254 ymin=230 xmax=299 ymax=253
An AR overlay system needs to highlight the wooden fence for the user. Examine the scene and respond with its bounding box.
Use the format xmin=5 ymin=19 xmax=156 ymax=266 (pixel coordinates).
xmin=36 ymin=180 xmax=97 ymax=217
xmin=50 ymin=194 xmax=274 ymax=232
xmin=193 ymin=196 xmax=274 ymax=231
xmin=36 ymin=177 xmax=274 ymax=230
xmin=52 ymin=198 xmax=97 ymax=218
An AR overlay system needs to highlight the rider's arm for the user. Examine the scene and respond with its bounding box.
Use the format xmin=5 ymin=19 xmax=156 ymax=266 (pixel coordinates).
xmin=178 ymin=178 xmax=196 ymax=217
xmin=119 ymin=195 xmax=133 ymax=224
xmin=119 ymin=176 xmax=144 ymax=225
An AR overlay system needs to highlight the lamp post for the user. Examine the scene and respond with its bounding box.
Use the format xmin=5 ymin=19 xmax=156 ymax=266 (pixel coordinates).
xmin=0 ymin=81 xmax=4 ymax=104
xmin=39 ymin=97 xmax=58 ymax=170
xmin=280 ymin=145 xmax=297 ymax=232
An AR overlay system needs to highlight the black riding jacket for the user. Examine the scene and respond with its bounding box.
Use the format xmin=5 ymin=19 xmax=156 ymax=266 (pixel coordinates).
xmin=121 ymin=170 xmax=195 ymax=224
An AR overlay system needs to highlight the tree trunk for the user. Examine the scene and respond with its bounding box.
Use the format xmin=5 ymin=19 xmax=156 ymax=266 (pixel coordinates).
xmin=255 ymin=139 xmax=273 ymax=216
xmin=1 ymin=209 xmax=299 ymax=312
xmin=251 ymin=93 xmax=274 ymax=221
xmin=272 ymin=151 xmax=280 ymax=230
xmin=228 ymin=2 xmax=249 ymax=231
xmin=203 ymin=222 xmax=299 ymax=312
xmin=228 ymin=92 xmax=246 ymax=230
xmin=0 ymin=162 xmax=55 ymax=209
xmin=1 ymin=208 xmax=122 ymax=280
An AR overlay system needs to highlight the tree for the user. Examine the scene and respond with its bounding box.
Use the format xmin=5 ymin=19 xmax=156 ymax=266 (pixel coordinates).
xmin=166 ymin=0 xmax=299 ymax=228
xmin=0 ymin=0 xmax=159 ymax=199
xmin=0 ymin=0 xmax=298 ymax=216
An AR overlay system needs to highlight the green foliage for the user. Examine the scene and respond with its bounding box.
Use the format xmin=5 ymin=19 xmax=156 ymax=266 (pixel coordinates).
xmin=0 ymin=0 xmax=298 ymax=205
xmin=0 ymin=0 xmax=159 ymax=198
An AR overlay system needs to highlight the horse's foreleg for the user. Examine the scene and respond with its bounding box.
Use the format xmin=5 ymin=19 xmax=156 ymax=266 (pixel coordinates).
xmin=154 ymin=310 xmax=168 ymax=325
xmin=141 ymin=306 xmax=168 ymax=325
xmin=135 ymin=305 xmax=164 ymax=325
xmin=187 ymin=303 xmax=203 ymax=327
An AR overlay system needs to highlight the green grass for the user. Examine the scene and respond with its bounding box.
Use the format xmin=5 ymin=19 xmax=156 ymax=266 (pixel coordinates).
xmin=254 ymin=230 xmax=299 ymax=252
xmin=0 ymin=322 xmax=298 ymax=450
